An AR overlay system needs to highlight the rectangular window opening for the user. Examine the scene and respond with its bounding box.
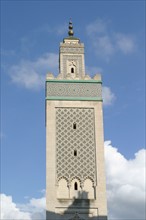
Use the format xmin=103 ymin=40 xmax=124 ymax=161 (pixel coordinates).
xmin=74 ymin=150 xmax=77 ymax=156
xmin=73 ymin=123 xmax=76 ymax=129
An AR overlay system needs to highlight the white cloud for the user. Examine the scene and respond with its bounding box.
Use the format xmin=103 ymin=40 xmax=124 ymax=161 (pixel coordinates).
xmin=95 ymin=35 xmax=114 ymax=57
xmin=1 ymin=194 xmax=46 ymax=220
xmin=8 ymin=53 xmax=58 ymax=90
xmin=115 ymin=33 xmax=136 ymax=54
xmin=1 ymin=144 xmax=145 ymax=219
xmin=102 ymin=86 xmax=116 ymax=106
xmin=27 ymin=197 xmax=46 ymax=220
xmin=29 ymin=197 xmax=46 ymax=210
xmin=105 ymin=141 xmax=145 ymax=219
xmin=0 ymin=194 xmax=31 ymax=220
xmin=86 ymin=19 xmax=136 ymax=60
xmin=86 ymin=18 xmax=107 ymax=35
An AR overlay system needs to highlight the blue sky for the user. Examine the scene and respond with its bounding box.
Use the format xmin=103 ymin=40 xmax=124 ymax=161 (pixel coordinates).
xmin=1 ymin=1 xmax=145 ymax=219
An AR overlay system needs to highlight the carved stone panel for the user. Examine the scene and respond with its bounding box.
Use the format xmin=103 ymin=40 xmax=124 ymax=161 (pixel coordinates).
xmin=60 ymin=47 xmax=84 ymax=54
xmin=61 ymin=55 xmax=83 ymax=78
xmin=56 ymin=108 xmax=96 ymax=184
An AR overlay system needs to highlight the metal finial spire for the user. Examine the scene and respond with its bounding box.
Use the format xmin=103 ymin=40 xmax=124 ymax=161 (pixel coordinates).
xmin=68 ymin=19 xmax=74 ymax=36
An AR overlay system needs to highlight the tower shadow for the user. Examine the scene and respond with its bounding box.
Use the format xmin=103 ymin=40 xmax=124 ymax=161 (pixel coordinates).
xmin=46 ymin=191 xmax=107 ymax=220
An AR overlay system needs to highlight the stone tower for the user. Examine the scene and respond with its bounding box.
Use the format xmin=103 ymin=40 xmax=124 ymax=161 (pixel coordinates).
xmin=46 ymin=21 xmax=108 ymax=220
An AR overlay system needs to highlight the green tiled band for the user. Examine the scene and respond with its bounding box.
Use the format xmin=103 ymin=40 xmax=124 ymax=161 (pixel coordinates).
xmin=46 ymin=79 xmax=102 ymax=84
xmin=45 ymin=96 xmax=103 ymax=101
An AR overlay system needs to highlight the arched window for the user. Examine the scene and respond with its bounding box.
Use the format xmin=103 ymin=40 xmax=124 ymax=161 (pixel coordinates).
xmin=74 ymin=182 xmax=78 ymax=190
xmin=74 ymin=150 xmax=77 ymax=156
xmin=73 ymin=123 xmax=76 ymax=129
xmin=71 ymin=67 xmax=74 ymax=73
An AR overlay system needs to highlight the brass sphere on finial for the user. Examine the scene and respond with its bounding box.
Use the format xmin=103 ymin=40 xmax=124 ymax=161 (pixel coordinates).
xmin=68 ymin=18 xmax=74 ymax=36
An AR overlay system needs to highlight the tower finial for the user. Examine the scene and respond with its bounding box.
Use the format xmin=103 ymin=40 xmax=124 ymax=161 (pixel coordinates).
xmin=68 ymin=19 xmax=74 ymax=36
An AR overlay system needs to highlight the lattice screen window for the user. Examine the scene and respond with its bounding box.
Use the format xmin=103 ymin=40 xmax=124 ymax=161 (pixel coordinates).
xmin=56 ymin=107 xmax=96 ymax=184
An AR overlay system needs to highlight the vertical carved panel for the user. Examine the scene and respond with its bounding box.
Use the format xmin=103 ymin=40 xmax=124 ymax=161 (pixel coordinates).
xmin=56 ymin=108 xmax=96 ymax=185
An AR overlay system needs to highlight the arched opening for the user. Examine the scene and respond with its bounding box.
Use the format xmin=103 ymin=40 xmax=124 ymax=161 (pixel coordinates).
xmin=57 ymin=178 xmax=69 ymax=199
xmin=70 ymin=179 xmax=81 ymax=198
xmin=73 ymin=123 xmax=76 ymax=129
xmin=74 ymin=182 xmax=78 ymax=190
xmin=74 ymin=150 xmax=77 ymax=156
xmin=83 ymin=178 xmax=95 ymax=199
xmin=71 ymin=67 xmax=74 ymax=73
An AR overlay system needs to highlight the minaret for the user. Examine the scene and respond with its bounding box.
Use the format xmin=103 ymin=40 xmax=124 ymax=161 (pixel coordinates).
xmin=46 ymin=21 xmax=108 ymax=220
xmin=59 ymin=20 xmax=85 ymax=79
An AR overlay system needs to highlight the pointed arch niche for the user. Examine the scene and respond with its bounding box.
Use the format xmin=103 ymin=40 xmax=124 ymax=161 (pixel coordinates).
xmin=83 ymin=178 xmax=94 ymax=199
xmin=57 ymin=178 xmax=69 ymax=199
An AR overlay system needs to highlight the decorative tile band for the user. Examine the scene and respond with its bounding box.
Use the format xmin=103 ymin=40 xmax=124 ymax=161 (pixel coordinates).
xmin=46 ymin=81 xmax=102 ymax=101
xmin=46 ymin=79 xmax=102 ymax=83
xmin=46 ymin=97 xmax=102 ymax=101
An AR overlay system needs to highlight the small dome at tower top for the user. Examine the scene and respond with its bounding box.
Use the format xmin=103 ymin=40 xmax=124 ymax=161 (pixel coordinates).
xmin=68 ymin=19 xmax=74 ymax=36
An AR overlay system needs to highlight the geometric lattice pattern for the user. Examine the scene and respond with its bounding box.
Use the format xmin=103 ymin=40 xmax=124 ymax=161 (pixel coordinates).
xmin=46 ymin=82 xmax=102 ymax=99
xmin=56 ymin=108 xmax=96 ymax=185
